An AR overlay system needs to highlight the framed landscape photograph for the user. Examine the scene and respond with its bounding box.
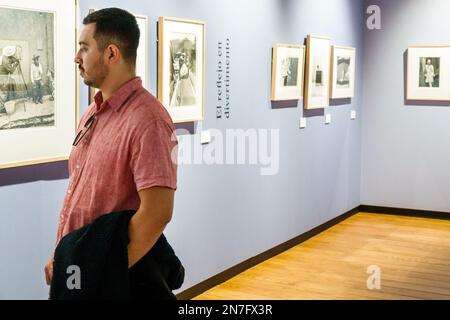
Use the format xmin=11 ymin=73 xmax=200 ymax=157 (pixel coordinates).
xmin=330 ymin=46 xmax=356 ymax=99
xmin=158 ymin=16 xmax=205 ymax=123
xmin=407 ymin=46 xmax=450 ymax=101
xmin=0 ymin=0 xmax=78 ymax=169
xmin=304 ymin=35 xmax=331 ymax=109
xmin=88 ymin=10 xmax=148 ymax=104
xmin=271 ymin=43 xmax=305 ymax=101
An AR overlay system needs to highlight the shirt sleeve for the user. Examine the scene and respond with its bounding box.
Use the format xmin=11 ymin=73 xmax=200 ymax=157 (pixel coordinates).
xmin=130 ymin=119 xmax=178 ymax=191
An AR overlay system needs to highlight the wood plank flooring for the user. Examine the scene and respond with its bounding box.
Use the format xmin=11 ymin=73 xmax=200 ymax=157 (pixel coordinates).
xmin=193 ymin=212 xmax=450 ymax=300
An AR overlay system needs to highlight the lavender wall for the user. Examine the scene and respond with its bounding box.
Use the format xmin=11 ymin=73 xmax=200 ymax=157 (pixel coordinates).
xmin=0 ymin=0 xmax=363 ymax=299
xmin=361 ymin=0 xmax=450 ymax=212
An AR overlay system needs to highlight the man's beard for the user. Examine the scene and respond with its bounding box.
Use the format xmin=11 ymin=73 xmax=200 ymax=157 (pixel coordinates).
xmin=82 ymin=57 xmax=109 ymax=88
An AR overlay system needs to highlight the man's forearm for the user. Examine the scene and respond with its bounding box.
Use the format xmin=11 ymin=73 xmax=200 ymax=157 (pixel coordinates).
xmin=127 ymin=208 xmax=169 ymax=268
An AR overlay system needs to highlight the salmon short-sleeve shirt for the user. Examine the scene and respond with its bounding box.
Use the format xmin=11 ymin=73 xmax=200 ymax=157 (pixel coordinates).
xmin=56 ymin=77 xmax=178 ymax=245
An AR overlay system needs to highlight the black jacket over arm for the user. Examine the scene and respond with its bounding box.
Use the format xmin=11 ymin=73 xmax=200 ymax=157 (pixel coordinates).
xmin=50 ymin=210 xmax=185 ymax=300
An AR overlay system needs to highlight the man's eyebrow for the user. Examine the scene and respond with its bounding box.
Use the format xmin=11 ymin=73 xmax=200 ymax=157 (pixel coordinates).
xmin=79 ymin=41 xmax=89 ymax=46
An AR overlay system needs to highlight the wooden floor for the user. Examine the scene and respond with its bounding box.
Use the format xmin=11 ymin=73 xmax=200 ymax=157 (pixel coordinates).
xmin=194 ymin=212 xmax=450 ymax=300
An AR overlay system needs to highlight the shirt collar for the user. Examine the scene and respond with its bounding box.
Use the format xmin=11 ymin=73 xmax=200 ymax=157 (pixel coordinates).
xmin=94 ymin=77 xmax=142 ymax=113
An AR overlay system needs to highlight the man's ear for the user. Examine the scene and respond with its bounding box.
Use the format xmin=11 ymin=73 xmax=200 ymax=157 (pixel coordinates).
xmin=105 ymin=44 xmax=121 ymax=64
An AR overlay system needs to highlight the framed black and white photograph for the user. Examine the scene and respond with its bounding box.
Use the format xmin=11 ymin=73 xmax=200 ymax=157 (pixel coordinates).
xmin=407 ymin=46 xmax=450 ymax=101
xmin=158 ymin=16 xmax=205 ymax=123
xmin=135 ymin=14 xmax=148 ymax=89
xmin=0 ymin=0 xmax=78 ymax=169
xmin=304 ymin=35 xmax=331 ymax=109
xmin=271 ymin=43 xmax=305 ymax=101
xmin=331 ymin=46 xmax=356 ymax=99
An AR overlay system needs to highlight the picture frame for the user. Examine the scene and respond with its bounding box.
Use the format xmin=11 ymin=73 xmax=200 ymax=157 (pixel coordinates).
xmin=304 ymin=35 xmax=332 ymax=109
xmin=0 ymin=0 xmax=79 ymax=169
xmin=158 ymin=16 xmax=205 ymax=123
xmin=271 ymin=43 xmax=305 ymax=101
xmin=330 ymin=46 xmax=356 ymax=99
xmin=88 ymin=10 xmax=149 ymax=104
xmin=87 ymin=8 xmax=96 ymax=104
xmin=406 ymin=46 xmax=450 ymax=101
xmin=135 ymin=14 xmax=149 ymax=90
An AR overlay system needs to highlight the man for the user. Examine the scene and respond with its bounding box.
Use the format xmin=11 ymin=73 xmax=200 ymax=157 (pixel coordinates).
xmin=424 ymin=58 xmax=435 ymax=88
xmin=47 ymin=68 xmax=55 ymax=101
xmin=44 ymin=8 xmax=178 ymax=298
xmin=31 ymin=54 xmax=44 ymax=104
xmin=0 ymin=87 xmax=7 ymax=114
xmin=0 ymin=46 xmax=20 ymax=101
xmin=280 ymin=58 xmax=291 ymax=86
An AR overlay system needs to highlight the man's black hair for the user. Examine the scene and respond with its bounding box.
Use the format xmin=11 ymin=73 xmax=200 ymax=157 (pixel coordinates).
xmin=83 ymin=7 xmax=140 ymax=67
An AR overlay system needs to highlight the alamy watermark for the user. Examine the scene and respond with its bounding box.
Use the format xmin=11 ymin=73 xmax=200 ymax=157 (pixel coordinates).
xmin=172 ymin=128 xmax=280 ymax=176
xmin=366 ymin=265 xmax=382 ymax=290
xmin=366 ymin=5 xmax=381 ymax=30
xmin=66 ymin=265 xmax=81 ymax=290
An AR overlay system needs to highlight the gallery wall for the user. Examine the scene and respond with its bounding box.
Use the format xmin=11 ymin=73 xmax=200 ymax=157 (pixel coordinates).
xmin=0 ymin=0 xmax=363 ymax=299
xmin=361 ymin=0 xmax=450 ymax=212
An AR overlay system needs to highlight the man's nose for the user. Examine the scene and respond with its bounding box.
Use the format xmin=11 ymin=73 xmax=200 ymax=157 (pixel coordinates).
xmin=74 ymin=51 xmax=82 ymax=64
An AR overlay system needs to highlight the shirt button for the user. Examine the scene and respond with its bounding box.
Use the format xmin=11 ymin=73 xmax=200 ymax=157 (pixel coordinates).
xmin=76 ymin=164 xmax=80 ymax=169
xmin=67 ymin=189 xmax=71 ymax=194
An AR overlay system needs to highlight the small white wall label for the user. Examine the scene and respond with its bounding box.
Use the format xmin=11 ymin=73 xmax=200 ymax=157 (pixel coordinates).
xmin=201 ymin=130 xmax=212 ymax=144
xmin=300 ymin=117 xmax=307 ymax=129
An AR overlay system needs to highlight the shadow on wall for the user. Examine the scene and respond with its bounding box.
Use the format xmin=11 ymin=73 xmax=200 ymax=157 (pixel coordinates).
xmin=330 ymin=98 xmax=351 ymax=106
xmin=175 ymin=122 xmax=197 ymax=135
xmin=403 ymin=50 xmax=450 ymax=107
xmin=0 ymin=160 xmax=68 ymax=187
xmin=276 ymin=0 xmax=296 ymax=30
xmin=303 ymin=108 xmax=325 ymax=118
xmin=271 ymin=100 xmax=299 ymax=109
